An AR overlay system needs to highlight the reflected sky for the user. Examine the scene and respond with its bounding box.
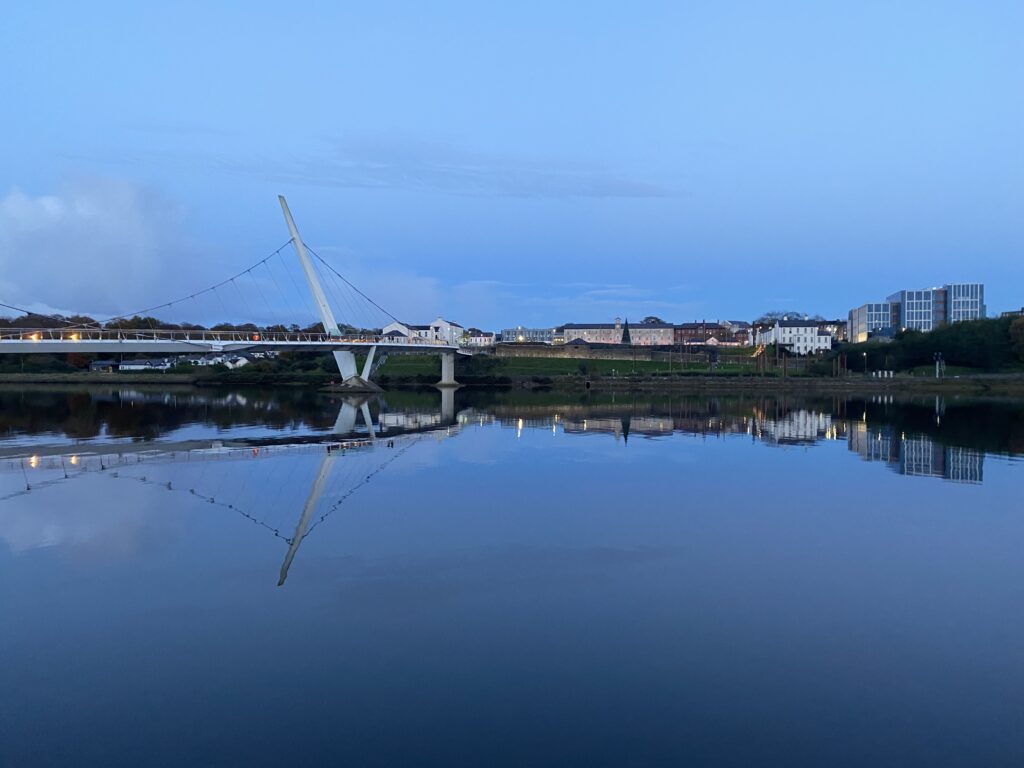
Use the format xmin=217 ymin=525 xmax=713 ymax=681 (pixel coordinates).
xmin=2 ymin=387 xmax=1023 ymax=765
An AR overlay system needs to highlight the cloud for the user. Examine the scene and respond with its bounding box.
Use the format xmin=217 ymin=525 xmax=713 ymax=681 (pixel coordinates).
xmin=217 ymin=137 xmax=673 ymax=199
xmin=0 ymin=179 xmax=187 ymax=318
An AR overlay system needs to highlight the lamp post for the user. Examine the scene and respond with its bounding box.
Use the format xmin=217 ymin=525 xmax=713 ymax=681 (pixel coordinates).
xmin=863 ymin=351 xmax=867 ymax=375
xmin=934 ymin=351 xmax=943 ymax=379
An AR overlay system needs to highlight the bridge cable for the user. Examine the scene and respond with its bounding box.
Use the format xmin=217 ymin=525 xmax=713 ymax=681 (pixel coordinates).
xmin=94 ymin=239 xmax=294 ymax=329
xmin=303 ymin=244 xmax=402 ymax=325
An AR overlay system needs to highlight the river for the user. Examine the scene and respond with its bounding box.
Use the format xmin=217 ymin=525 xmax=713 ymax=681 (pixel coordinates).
xmin=2 ymin=386 xmax=1023 ymax=766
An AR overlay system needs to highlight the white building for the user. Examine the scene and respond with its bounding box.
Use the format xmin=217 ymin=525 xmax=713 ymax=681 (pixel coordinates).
xmin=464 ymin=328 xmax=496 ymax=346
xmin=382 ymin=317 xmax=465 ymax=344
xmin=381 ymin=321 xmax=435 ymax=341
xmin=754 ymin=319 xmax=832 ymax=355
xmin=431 ymin=317 xmax=464 ymax=345
xmin=118 ymin=358 xmax=172 ymax=371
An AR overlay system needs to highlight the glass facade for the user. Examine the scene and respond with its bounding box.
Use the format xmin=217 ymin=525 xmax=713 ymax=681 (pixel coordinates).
xmin=848 ymin=303 xmax=895 ymax=343
xmin=888 ymin=288 xmax=947 ymax=332
xmin=945 ymin=283 xmax=985 ymax=323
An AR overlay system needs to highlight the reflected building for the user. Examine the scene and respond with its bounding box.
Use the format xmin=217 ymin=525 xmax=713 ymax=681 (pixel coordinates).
xmin=848 ymin=423 xmax=983 ymax=483
xmin=755 ymin=410 xmax=836 ymax=446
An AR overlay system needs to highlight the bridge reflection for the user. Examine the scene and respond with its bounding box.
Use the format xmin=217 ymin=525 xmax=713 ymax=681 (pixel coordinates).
xmin=1 ymin=391 xmax=1018 ymax=585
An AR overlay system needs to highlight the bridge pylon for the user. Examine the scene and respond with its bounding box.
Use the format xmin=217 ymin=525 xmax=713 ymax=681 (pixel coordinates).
xmin=278 ymin=195 xmax=380 ymax=392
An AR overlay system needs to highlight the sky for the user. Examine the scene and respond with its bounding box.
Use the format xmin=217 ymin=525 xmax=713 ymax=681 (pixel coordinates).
xmin=1 ymin=0 xmax=1022 ymax=330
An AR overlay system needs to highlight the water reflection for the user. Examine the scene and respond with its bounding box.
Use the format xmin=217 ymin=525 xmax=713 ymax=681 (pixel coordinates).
xmin=4 ymin=387 xmax=1023 ymax=765
xmin=1 ymin=388 xmax=1021 ymax=585
xmin=849 ymin=423 xmax=984 ymax=483
xmin=4 ymin=386 xmax=1022 ymax=457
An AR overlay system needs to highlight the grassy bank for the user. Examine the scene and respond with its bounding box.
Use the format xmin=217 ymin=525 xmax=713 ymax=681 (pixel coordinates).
xmin=4 ymin=354 xmax=1024 ymax=397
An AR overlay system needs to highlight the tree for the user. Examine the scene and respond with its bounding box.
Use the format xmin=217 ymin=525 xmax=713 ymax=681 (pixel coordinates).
xmin=1011 ymin=318 xmax=1024 ymax=361
xmin=755 ymin=310 xmax=798 ymax=324
xmin=642 ymin=315 xmax=665 ymax=324
xmin=621 ymin=318 xmax=631 ymax=345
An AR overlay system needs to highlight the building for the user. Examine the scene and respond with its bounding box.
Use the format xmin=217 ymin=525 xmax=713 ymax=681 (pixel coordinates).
xmin=886 ymin=283 xmax=985 ymax=332
xmin=431 ymin=317 xmax=465 ymax=345
xmin=848 ymin=303 xmax=898 ymax=343
xmin=1001 ymin=307 xmax=1024 ymax=319
xmin=817 ymin=319 xmax=848 ymax=342
xmin=754 ymin=318 xmax=832 ymax=355
xmin=382 ymin=317 xmax=464 ymax=344
xmin=562 ymin=318 xmax=673 ymax=346
xmin=721 ymin=320 xmax=753 ymax=345
xmin=674 ymin=322 xmax=733 ymax=346
xmin=675 ymin=322 xmax=718 ymax=345
xmin=887 ymin=287 xmax=949 ymax=332
xmin=500 ymin=326 xmax=557 ymax=344
xmin=945 ymin=283 xmax=986 ymax=323
xmin=89 ymin=360 xmax=116 ymax=373
xmin=118 ymin=358 xmax=172 ymax=371
xmin=464 ymin=328 xmax=496 ymax=347
xmin=381 ymin=321 xmax=435 ymax=341
xmin=848 ymin=282 xmax=985 ymax=338
xmin=624 ymin=320 xmax=675 ymax=346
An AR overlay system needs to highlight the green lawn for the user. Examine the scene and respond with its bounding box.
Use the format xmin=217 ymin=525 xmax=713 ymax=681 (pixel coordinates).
xmin=376 ymin=354 xmax=758 ymax=378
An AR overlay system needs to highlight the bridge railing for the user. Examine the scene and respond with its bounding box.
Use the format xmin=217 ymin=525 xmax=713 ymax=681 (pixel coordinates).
xmin=0 ymin=328 xmax=455 ymax=347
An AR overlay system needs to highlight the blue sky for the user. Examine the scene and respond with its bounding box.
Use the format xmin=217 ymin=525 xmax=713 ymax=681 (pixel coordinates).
xmin=1 ymin=0 xmax=1022 ymax=329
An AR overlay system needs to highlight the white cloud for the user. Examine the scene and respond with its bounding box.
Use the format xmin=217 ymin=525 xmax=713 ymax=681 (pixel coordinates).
xmin=0 ymin=178 xmax=185 ymax=318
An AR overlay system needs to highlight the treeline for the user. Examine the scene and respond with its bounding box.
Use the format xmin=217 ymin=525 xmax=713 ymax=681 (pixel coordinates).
xmin=835 ymin=317 xmax=1024 ymax=372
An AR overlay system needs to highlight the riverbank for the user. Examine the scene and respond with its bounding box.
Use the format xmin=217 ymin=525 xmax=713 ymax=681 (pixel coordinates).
xmin=2 ymin=369 xmax=1024 ymax=396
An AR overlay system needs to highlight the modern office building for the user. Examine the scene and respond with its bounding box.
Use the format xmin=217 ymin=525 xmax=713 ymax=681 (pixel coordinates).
xmin=946 ymin=283 xmax=986 ymax=323
xmin=848 ymin=282 xmax=984 ymax=337
xmin=848 ymin=303 xmax=898 ymax=343
xmin=887 ymin=287 xmax=948 ymax=332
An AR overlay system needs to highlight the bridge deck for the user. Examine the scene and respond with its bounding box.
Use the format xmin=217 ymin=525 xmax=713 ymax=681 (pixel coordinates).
xmin=0 ymin=328 xmax=464 ymax=355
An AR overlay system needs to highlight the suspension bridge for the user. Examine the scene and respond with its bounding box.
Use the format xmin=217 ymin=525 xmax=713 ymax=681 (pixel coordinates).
xmin=0 ymin=197 xmax=466 ymax=389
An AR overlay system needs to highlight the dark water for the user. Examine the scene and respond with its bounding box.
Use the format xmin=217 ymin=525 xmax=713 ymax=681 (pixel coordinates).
xmin=1 ymin=386 xmax=1023 ymax=767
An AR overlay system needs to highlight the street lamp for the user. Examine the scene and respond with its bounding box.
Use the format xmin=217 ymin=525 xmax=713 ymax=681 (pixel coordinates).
xmin=863 ymin=351 xmax=867 ymax=374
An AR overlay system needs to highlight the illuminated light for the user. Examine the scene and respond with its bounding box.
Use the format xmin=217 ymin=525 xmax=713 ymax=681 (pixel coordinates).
xmin=29 ymin=333 xmax=41 ymax=341
xmin=70 ymin=455 xmax=79 ymax=465
xmin=29 ymin=455 xmax=39 ymax=468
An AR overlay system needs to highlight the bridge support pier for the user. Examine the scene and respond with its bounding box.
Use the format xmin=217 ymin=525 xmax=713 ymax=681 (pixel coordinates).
xmin=328 ymin=348 xmax=382 ymax=392
xmin=438 ymin=351 xmax=459 ymax=388
xmin=334 ymin=350 xmax=358 ymax=379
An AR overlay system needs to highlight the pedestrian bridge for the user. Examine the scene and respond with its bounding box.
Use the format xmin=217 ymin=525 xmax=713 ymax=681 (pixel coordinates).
xmin=0 ymin=326 xmax=465 ymax=355
xmin=0 ymin=197 xmax=466 ymax=388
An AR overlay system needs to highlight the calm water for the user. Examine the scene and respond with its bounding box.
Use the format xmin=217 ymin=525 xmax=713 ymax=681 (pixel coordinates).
xmin=2 ymin=386 xmax=1023 ymax=767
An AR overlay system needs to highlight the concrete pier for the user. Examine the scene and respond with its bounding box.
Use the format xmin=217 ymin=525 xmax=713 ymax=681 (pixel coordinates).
xmin=438 ymin=351 xmax=459 ymax=387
